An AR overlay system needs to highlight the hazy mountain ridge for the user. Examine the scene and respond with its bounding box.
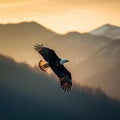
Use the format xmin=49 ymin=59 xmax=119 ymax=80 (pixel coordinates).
xmin=85 ymin=64 xmax=120 ymax=99
xmin=0 ymin=54 xmax=120 ymax=120
xmin=0 ymin=21 xmax=112 ymax=65
xmin=74 ymin=39 xmax=120 ymax=99
xmin=0 ymin=21 xmax=58 ymax=36
xmin=0 ymin=22 xmax=58 ymax=45
xmin=90 ymin=24 xmax=120 ymax=39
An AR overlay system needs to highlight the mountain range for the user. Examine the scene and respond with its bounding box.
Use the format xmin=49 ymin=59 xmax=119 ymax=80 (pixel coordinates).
xmin=0 ymin=22 xmax=113 ymax=64
xmin=0 ymin=21 xmax=120 ymax=100
xmin=74 ymin=39 xmax=120 ymax=99
xmin=90 ymin=24 xmax=120 ymax=39
xmin=0 ymin=54 xmax=120 ymax=120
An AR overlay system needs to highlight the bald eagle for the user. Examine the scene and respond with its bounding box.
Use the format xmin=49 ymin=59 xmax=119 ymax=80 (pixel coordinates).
xmin=34 ymin=44 xmax=72 ymax=92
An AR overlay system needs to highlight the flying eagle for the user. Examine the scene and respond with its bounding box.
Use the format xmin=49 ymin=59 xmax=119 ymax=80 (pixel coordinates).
xmin=34 ymin=44 xmax=72 ymax=92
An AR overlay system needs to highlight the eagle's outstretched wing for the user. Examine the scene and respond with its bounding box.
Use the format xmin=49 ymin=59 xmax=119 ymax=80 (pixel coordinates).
xmin=34 ymin=44 xmax=72 ymax=92
xmin=54 ymin=65 xmax=72 ymax=92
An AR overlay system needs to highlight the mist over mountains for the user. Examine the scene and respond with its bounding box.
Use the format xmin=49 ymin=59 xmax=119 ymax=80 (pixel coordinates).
xmin=0 ymin=22 xmax=112 ymax=64
xmin=90 ymin=24 xmax=120 ymax=39
xmin=74 ymin=39 xmax=120 ymax=99
xmin=0 ymin=21 xmax=120 ymax=100
xmin=0 ymin=54 xmax=120 ymax=120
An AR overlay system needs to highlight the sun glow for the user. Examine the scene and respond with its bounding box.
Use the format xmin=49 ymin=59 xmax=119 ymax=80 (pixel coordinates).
xmin=0 ymin=0 xmax=120 ymax=33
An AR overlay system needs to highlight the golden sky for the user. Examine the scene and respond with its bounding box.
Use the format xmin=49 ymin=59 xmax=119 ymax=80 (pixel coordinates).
xmin=0 ymin=0 xmax=120 ymax=33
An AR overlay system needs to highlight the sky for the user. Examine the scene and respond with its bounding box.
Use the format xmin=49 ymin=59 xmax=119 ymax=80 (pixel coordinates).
xmin=0 ymin=0 xmax=120 ymax=33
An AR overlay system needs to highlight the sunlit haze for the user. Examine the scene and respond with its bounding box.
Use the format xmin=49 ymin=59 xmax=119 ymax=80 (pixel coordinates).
xmin=0 ymin=0 xmax=120 ymax=33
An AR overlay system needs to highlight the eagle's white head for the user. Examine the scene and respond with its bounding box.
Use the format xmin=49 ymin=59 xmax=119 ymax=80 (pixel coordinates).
xmin=60 ymin=59 xmax=70 ymax=65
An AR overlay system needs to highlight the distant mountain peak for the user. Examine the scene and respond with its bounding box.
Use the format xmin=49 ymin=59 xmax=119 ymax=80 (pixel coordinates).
xmin=13 ymin=21 xmax=51 ymax=30
xmin=63 ymin=31 xmax=82 ymax=38
xmin=101 ymin=24 xmax=120 ymax=29
xmin=0 ymin=21 xmax=38 ymax=26
xmin=65 ymin=31 xmax=81 ymax=36
xmin=90 ymin=24 xmax=120 ymax=39
xmin=0 ymin=21 xmax=58 ymax=36
xmin=102 ymin=23 xmax=113 ymax=27
xmin=18 ymin=21 xmax=45 ymax=27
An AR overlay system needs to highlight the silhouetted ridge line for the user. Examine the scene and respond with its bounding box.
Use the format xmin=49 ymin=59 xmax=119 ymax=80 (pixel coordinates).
xmin=0 ymin=54 xmax=120 ymax=120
